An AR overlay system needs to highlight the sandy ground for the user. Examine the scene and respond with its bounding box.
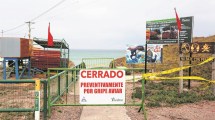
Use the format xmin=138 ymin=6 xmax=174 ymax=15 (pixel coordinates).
xmin=80 ymin=106 xmax=131 ymax=120
xmin=49 ymin=82 xmax=215 ymax=120
xmin=49 ymin=106 xmax=82 ymax=120
xmin=148 ymin=101 xmax=215 ymax=120
xmin=48 ymin=85 xmax=215 ymax=120
xmin=126 ymin=101 xmax=215 ymax=120
xmin=49 ymin=80 xmax=83 ymax=120
xmin=1 ymin=72 xmax=215 ymax=120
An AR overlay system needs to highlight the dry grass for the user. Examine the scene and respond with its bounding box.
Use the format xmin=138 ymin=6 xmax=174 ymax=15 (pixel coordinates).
xmin=114 ymin=35 xmax=215 ymax=80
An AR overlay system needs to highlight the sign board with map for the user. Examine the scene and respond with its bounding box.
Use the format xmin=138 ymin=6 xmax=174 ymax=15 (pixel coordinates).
xmin=179 ymin=42 xmax=215 ymax=54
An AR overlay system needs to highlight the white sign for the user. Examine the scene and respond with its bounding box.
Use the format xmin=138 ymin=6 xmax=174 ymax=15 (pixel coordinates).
xmin=79 ymin=70 xmax=125 ymax=104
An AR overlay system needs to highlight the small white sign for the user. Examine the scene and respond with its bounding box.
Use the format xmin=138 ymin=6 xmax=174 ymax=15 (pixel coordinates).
xmin=79 ymin=70 xmax=125 ymax=104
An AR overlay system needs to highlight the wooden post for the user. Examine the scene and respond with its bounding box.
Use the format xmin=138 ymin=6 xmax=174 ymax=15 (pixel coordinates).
xmin=35 ymin=79 xmax=40 ymax=120
xmin=178 ymin=28 xmax=183 ymax=94
xmin=212 ymin=54 xmax=215 ymax=95
xmin=179 ymin=53 xmax=183 ymax=94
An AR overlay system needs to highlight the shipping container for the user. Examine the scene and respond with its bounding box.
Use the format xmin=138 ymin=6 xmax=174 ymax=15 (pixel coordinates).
xmin=0 ymin=37 xmax=32 ymax=58
xmin=31 ymin=49 xmax=61 ymax=70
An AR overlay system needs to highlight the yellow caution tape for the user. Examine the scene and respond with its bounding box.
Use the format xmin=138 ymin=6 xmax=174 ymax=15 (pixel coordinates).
xmin=142 ymin=56 xmax=215 ymax=84
xmin=146 ymin=76 xmax=215 ymax=84
xmin=143 ymin=56 xmax=215 ymax=78
xmin=196 ymin=56 xmax=215 ymax=66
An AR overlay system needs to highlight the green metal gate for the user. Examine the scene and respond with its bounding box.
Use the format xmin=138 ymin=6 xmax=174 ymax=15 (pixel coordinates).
xmin=47 ymin=66 xmax=146 ymax=119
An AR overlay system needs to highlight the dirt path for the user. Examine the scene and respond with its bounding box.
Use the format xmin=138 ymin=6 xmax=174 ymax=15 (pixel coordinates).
xmin=80 ymin=106 xmax=130 ymax=120
xmin=126 ymin=101 xmax=215 ymax=120
xmin=49 ymin=80 xmax=215 ymax=120
xmin=49 ymin=100 xmax=215 ymax=120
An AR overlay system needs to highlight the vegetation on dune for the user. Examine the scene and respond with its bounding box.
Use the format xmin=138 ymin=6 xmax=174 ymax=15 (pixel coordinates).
xmin=133 ymin=80 xmax=215 ymax=107
xmin=114 ymin=36 xmax=215 ymax=79
xmin=116 ymin=36 xmax=215 ymax=107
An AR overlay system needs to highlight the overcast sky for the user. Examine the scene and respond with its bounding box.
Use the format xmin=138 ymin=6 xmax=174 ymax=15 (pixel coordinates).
xmin=0 ymin=0 xmax=215 ymax=50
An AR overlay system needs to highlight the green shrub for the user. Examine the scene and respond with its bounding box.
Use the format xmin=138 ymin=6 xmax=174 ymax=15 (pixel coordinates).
xmin=146 ymin=101 xmax=161 ymax=107
xmin=132 ymin=87 xmax=142 ymax=99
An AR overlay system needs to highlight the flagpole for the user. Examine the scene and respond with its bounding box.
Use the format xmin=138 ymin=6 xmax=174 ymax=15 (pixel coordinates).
xmin=175 ymin=8 xmax=183 ymax=94
xmin=178 ymin=29 xmax=183 ymax=94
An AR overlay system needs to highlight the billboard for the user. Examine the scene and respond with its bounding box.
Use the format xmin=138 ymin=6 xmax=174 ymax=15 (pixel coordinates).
xmin=146 ymin=16 xmax=193 ymax=44
xmin=126 ymin=45 xmax=162 ymax=64
xmin=79 ymin=70 xmax=125 ymax=104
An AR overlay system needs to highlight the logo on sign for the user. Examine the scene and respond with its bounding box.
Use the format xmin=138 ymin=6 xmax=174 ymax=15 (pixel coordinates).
xmin=180 ymin=42 xmax=214 ymax=54
xmin=191 ymin=43 xmax=200 ymax=53
xmin=202 ymin=43 xmax=211 ymax=52
xmin=81 ymin=97 xmax=87 ymax=102
xmin=111 ymin=97 xmax=123 ymax=102
xmin=182 ymin=18 xmax=190 ymax=22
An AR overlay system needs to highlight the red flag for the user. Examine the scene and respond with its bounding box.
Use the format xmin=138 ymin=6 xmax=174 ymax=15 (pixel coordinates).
xmin=48 ymin=23 xmax=53 ymax=46
xmin=174 ymin=8 xmax=181 ymax=31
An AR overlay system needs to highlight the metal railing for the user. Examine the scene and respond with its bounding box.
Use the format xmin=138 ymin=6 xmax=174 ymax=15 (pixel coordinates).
xmin=82 ymin=58 xmax=114 ymax=68
xmin=0 ymin=79 xmax=47 ymax=120
xmin=47 ymin=62 xmax=85 ymax=115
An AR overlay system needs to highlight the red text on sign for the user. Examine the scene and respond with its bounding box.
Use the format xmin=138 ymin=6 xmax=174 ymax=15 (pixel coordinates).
xmin=81 ymin=70 xmax=124 ymax=78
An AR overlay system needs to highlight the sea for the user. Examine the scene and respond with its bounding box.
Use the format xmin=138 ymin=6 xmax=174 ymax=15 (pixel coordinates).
xmin=0 ymin=50 xmax=125 ymax=66
xmin=69 ymin=49 xmax=125 ymax=65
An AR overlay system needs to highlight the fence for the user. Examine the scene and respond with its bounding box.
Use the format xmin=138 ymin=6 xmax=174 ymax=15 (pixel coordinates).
xmin=0 ymin=80 xmax=47 ymax=120
xmin=47 ymin=67 xmax=146 ymax=119
xmin=82 ymin=58 xmax=114 ymax=68
xmin=0 ymin=62 xmax=84 ymax=120
xmin=47 ymin=63 xmax=85 ymax=114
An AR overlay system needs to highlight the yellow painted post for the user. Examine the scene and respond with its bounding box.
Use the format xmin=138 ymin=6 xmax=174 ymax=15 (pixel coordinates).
xmin=35 ymin=79 xmax=40 ymax=120
xmin=212 ymin=54 xmax=215 ymax=95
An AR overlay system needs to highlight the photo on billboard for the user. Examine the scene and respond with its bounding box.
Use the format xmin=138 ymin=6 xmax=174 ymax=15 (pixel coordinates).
xmin=147 ymin=45 xmax=162 ymax=63
xmin=126 ymin=45 xmax=145 ymax=64
xmin=146 ymin=16 xmax=193 ymax=44
xmin=126 ymin=45 xmax=162 ymax=64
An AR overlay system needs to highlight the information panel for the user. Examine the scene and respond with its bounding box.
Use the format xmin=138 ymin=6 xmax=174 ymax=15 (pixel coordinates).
xmin=146 ymin=16 xmax=193 ymax=44
xmin=79 ymin=70 xmax=125 ymax=104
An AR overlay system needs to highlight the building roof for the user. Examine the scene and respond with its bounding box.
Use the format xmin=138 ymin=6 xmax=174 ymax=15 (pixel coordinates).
xmin=33 ymin=38 xmax=69 ymax=49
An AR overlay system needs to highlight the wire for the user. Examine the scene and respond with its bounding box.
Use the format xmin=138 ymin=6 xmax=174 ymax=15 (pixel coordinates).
xmin=30 ymin=0 xmax=66 ymax=21
xmin=44 ymin=0 xmax=79 ymax=20
xmin=3 ymin=0 xmax=67 ymax=33
xmin=3 ymin=23 xmax=26 ymax=33
xmin=45 ymin=0 xmax=102 ymax=21
xmin=4 ymin=26 xmax=26 ymax=35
